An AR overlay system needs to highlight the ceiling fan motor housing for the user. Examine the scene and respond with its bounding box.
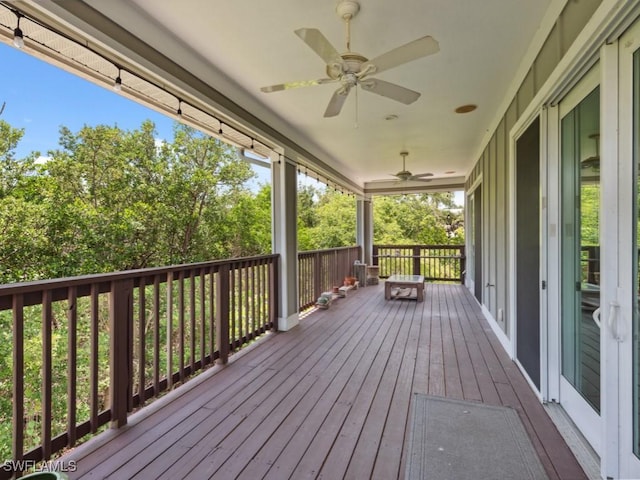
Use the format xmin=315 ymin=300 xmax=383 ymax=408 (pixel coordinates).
xmin=336 ymin=0 xmax=360 ymax=20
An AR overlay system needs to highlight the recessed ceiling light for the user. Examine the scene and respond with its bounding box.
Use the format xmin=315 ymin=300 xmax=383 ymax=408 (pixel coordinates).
xmin=385 ymin=114 xmax=399 ymax=121
xmin=455 ymin=104 xmax=477 ymax=114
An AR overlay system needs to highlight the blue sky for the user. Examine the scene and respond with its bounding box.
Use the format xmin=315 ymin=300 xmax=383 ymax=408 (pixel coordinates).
xmin=1 ymin=43 xmax=176 ymax=158
xmin=1 ymin=42 xmax=276 ymax=186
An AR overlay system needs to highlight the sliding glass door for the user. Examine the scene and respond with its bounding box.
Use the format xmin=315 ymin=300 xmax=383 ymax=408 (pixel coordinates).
xmin=619 ymin=19 xmax=640 ymax=478
xmin=559 ymin=67 xmax=602 ymax=452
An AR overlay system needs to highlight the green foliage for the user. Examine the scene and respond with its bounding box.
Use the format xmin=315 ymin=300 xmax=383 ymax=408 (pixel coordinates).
xmin=0 ymin=116 xmax=464 ymax=462
xmin=305 ymin=189 xmax=356 ymax=249
xmin=295 ymin=185 xmax=464 ymax=250
xmin=373 ymin=193 xmax=464 ymax=244
xmin=0 ymin=121 xmax=269 ymax=283
xmin=580 ymin=183 xmax=599 ymax=246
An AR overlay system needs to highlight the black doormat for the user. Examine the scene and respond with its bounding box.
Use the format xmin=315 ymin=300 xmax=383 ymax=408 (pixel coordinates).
xmin=405 ymin=394 xmax=548 ymax=480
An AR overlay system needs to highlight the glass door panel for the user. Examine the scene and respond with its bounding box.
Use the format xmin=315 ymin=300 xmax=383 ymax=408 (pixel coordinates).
xmin=561 ymin=86 xmax=601 ymax=413
xmin=620 ymin=23 xmax=640 ymax=476
xmin=634 ymin=46 xmax=640 ymax=462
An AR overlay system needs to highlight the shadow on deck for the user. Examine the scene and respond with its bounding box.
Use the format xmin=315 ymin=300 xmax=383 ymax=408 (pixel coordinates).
xmin=61 ymin=283 xmax=586 ymax=479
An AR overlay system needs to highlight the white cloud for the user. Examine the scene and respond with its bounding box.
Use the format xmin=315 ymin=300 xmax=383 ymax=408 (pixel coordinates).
xmin=34 ymin=156 xmax=50 ymax=165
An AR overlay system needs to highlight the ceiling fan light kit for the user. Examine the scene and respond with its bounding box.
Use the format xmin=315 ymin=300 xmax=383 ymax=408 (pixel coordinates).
xmin=260 ymin=0 xmax=439 ymax=118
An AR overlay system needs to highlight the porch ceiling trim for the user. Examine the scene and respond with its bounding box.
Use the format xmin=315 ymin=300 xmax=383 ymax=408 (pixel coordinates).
xmin=6 ymin=0 xmax=365 ymax=195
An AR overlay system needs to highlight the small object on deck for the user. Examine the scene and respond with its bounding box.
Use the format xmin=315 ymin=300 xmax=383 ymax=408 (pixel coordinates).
xmin=337 ymin=285 xmax=349 ymax=297
xmin=344 ymin=276 xmax=357 ymax=286
xmin=367 ymin=265 xmax=380 ymax=285
xmin=393 ymin=287 xmax=413 ymax=297
xmin=353 ymin=262 xmax=367 ymax=286
xmin=316 ymin=292 xmax=333 ymax=309
xmin=385 ymin=274 xmax=425 ymax=302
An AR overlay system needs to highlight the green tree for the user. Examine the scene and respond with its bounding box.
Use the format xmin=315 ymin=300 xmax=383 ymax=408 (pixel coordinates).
xmin=307 ymin=189 xmax=356 ymax=248
xmin=373 ymin=193 xmax=464 ymax=244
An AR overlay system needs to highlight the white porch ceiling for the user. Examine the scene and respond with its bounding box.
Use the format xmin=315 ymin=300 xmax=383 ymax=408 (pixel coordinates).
xmin=33 ymin=0 xmax=554 ymax=191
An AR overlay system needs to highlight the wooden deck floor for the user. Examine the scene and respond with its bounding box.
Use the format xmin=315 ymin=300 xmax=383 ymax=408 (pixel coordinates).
xmin=63 ymin=283 xmax=587 ymax=479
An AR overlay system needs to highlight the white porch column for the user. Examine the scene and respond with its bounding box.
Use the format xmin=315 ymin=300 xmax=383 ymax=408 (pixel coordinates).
xmin=271 ymin=153 xmax=299 ymax=331
xmin=356 ymin=196 xmax=373 ymax=264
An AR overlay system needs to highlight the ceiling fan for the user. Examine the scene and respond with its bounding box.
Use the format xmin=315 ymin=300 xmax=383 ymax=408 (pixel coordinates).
xmin=260 ymin=0 xmax=439 ymax=118
xmin=389 ymin=151 xmax=433 ymax=182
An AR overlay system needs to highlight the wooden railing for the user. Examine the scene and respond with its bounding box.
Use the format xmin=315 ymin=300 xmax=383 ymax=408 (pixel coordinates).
xmin=581 ymin=245 xmax=600 ymax=285
xmin=372 ymin=244 xmax=465 ymax=283
xmin=0 ymin=255 xmax=278 ymax=477
xmin=298 ymin=246 xmax=362 ymax=310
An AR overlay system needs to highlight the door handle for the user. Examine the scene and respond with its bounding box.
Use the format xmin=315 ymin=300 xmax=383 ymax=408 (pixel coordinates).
xmin=591 ymin=307 xmax=601 ymax=328
xmin=607 ymin=301 xmax=624 ymax=342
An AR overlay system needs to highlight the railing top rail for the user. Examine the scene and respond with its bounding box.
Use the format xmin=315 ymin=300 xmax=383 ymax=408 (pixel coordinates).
xmin=298 ymin=246 xmax=360 ymax=256
xmin=375 ymin=253 xmax=465 ymax=258
xmin=0 ymin=254 xmax=279 ymax=296
xmin=374 ymin=244 xmax=464 ymax=249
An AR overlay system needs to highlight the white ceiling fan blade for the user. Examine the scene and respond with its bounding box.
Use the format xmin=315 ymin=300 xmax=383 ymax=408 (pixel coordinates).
xmin=295 ymin=28 xmax=345 ymax=67
xmin=324 ymin=87 xmax=351 ymax=117
xmin=412 ymin=172 xmax=434 ymax=178
xmin=360 ymin=79 xmax=420 ymax=105
xmin=261 ymin=78 xmax=336 ymax=93
xmin=362 ymin=35 xmax=439 ymax=75
xmin=409 ymin=177 xmax=433 ymax=182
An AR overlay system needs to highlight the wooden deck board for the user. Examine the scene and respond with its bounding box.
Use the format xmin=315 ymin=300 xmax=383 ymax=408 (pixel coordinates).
xmin=63 ymin=284 xmax=587 ymax=480
xmin=237 ymin=293 xmax=394 ymax=480
xmin=263 ymin=295 xmax=400 ymax=480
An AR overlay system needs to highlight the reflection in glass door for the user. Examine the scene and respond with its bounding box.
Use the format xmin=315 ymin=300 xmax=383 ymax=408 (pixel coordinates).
xmin=634 ymin=46 xmax=640 ymax=462
xmin=561 ymin=86 xmax=601 ymax=413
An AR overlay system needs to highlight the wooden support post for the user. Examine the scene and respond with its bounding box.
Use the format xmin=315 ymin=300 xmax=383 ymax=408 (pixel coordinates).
xmin=216 ymin=264 xmax=230 ymax=365
xmin=271 ymin=259 xmax=279 ymax=331
xmin=413 ymin=246 xmax=421 ymax=276
xmin=110 ymin=279 xmax=133 ymax=429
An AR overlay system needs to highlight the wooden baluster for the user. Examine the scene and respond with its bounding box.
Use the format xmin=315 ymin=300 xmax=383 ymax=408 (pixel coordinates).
xmin=153 ymin=276 xmax=160 ymax=396
xmin=90 ymin=284 xmax=99 ymax=432
xmin=178 ymin=271 xmax=185 ymax=384
xmin=67 ymin=286 xmax=77 ymax=446
xmin=230 ymin=264 xmax=237 ymax=350
xmin=166 ymin=272 xmax=174 ymax=389
xmin=42 ymin=290 xmax=52 ymax=458
xmin=244 ymin=261 xmax=250 ymax=342
xmin=216 ymin=264 xmax=230 ymax=365
xmin=209 ymin=267 xmax=215 ymax=362
xmin=12 ymin=294 xmax=24 ymax=470
xmin=190 ymin=270 xmax=196 ymax=375
xmin=138 ymin=277 xmax=146 ymax=406
xmin=200 ymin=267 xmax=206 ymax=369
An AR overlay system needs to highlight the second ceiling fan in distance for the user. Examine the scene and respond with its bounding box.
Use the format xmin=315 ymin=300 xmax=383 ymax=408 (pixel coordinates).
xmin=260 ymin=0 xmax=440 ymax=117
xmin=387 ymin=151 xmax=433 ymax=183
